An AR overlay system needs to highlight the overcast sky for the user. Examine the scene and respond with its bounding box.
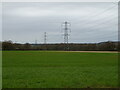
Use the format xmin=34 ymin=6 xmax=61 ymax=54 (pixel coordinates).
xmin=2 ymin=2 xmax=118 ymax=43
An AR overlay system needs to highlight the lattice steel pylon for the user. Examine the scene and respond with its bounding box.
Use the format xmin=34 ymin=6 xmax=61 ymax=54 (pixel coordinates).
xmin=44 ymin=32 xmax=47 ymax=44
xmin=62 ymin=21 xmax=71 ymax=51
xmin=44 ymin=32 xmax=47 ymax=50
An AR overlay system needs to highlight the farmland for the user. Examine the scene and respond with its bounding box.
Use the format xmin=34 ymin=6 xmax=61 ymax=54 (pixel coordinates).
xmin=2 ymin=51 xmax=118 ymax=88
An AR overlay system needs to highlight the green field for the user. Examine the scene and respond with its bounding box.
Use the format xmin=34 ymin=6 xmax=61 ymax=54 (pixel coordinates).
xmin=2 ymin=51 xmax=118 ymax=88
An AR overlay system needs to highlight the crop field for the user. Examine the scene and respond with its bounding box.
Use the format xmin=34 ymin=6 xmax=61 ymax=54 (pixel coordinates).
xmin=2 ymin=51 xmax=118 ymax=88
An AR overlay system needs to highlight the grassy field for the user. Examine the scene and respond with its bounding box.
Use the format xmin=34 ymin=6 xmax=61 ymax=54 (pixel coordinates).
xmin=2 ymin=51 xmax=118 ymax=88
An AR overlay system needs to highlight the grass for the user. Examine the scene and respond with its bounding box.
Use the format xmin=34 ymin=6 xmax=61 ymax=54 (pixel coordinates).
xmin=2 ymin=51 xmax=118 ymax=88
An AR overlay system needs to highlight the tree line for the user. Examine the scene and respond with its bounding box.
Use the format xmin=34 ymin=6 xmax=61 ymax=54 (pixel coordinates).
xmin=1 ymin=40 xmax=118 ymax=51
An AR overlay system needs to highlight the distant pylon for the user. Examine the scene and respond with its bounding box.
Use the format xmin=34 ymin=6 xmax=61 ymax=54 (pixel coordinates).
xmin=35 ymin=39 xmax=37 ymax=44
xmin=62 ymin=21 xmax=71 ymax=51
xmin=44 ymin=32 xmax=47 ymax=44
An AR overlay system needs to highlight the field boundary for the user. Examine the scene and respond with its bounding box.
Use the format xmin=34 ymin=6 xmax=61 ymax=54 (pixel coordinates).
xmin=54 ymin=51 xmax=118 ymax=53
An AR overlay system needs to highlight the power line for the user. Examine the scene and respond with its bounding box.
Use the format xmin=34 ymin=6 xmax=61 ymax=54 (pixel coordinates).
xmin=74 ymin=3 xmax=117 ymax=25
xmin=79 ymin=16 xmax=117 ymax=33
xmin=78 ymin=30 xmax=117 ymax=40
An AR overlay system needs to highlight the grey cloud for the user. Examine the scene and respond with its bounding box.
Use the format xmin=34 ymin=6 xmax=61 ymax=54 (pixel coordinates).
xmin=2 ymin=2 xmax=118 ymax=43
